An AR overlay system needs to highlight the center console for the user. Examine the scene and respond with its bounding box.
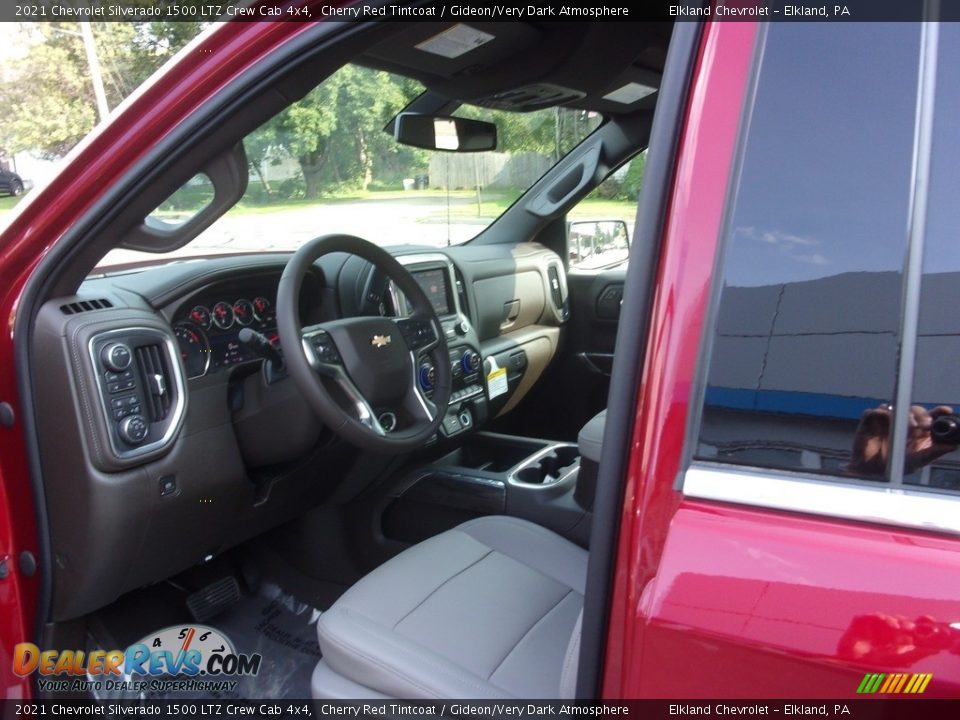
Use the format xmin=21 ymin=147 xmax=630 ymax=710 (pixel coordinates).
xmin=381 ymin=431 xmax=592 ymax=548
xmin=393 ymin=254 xmax=488 ymax=440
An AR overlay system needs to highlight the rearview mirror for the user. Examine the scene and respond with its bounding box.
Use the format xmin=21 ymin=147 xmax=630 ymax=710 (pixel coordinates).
xmin=568 ymin=220 xmax=630 ymax=269
xmin=394 ymin=113 xmax=497 ymax=153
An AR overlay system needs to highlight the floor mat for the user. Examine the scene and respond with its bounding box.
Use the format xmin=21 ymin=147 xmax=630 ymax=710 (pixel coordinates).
xmin=92 ymin=582 xmax=322 ymax=700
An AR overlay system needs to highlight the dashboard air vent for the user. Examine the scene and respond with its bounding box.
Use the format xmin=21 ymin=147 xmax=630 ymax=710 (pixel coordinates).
xmin=135 ymin=344 xmax=172 ymax=422
xmin=60 ymin=298 xmax=114 ymax=315
xmin=454 ymin=270 xmax=469 ymax=316
xmin=547 ymin=264 xmax=569 ymax=321
xmin=547 ymin=265 xmax=564 ymax=309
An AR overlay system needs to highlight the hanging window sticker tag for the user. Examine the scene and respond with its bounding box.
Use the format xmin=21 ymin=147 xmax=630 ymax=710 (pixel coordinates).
xmin=486 ymin=357 xmax=508 ymax=400
xmin=416 ymin=24 xmax=496 ymax=59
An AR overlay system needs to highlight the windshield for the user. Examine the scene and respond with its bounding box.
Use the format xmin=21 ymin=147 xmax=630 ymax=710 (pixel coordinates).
xmin=97 ymin=64 xmax=603 ymax=271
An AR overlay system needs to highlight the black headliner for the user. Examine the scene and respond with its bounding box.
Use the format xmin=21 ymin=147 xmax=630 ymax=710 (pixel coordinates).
xmin=357 ymin=21 xmax=673 ymax=114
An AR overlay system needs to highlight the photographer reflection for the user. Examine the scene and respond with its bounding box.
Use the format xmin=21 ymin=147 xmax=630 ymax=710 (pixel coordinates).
xmin=847 ymin=404 xmax=959 ymax=476
xmin=837 ymin=612 xmax=960 ymax=666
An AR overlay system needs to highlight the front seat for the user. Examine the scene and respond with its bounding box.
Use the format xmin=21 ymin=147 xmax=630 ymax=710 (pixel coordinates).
xmin=312 ymin=515 xmax=587 ymax=699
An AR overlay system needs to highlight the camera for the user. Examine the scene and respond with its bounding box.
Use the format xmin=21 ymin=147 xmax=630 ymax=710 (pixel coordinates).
xmin=931 ymin=414 xmax=960 ymax=445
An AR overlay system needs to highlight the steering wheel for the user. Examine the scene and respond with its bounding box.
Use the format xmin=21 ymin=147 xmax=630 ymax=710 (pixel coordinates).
xmin=277 ymin=235 xmax=451 ymax=453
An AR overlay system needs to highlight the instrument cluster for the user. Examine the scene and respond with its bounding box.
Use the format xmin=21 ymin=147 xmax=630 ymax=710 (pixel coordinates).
xmin=173 ymin=294 xmax=278 ymax=378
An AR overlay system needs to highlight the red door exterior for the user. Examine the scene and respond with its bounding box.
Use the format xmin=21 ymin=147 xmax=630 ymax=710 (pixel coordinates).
xmin=603 ymin=18 xmax=960 ymax=699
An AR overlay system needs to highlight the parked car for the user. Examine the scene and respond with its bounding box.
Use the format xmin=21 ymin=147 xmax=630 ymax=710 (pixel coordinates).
xmin=0 ymin=5 xmax=957 ymax=703
xmin=0 ymin=166 xmax=25 ymax=196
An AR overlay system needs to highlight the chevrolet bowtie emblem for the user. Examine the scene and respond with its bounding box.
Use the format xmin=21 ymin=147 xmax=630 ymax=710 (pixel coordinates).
xmin=371 ymin=334 xmax=391 ymax=348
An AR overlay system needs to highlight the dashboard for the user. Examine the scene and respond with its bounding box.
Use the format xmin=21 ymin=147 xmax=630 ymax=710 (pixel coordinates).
xmin=33 ymin=243 xmax=567 ymax=622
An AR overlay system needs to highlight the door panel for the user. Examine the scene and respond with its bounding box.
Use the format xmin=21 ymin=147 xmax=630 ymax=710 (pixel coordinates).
xmin=639 ymin=501 xmax=960 ymax=697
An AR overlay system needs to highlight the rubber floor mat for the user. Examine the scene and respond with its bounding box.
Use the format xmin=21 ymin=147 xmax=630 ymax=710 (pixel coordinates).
xmin=91 ymin=582 xmax=322 ymax=701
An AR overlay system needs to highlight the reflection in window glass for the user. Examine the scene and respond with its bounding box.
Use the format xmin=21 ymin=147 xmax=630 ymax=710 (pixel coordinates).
xmin=696 ymin=23 xmax=920 ymax=480
xmin=906 ymin=23 xmax=960 ymax=493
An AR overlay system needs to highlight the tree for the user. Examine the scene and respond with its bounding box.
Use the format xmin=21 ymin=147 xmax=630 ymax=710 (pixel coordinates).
xmin=0 ymin=26 xmax=97 ymax=157
xmin=270 ymin=72 xmax=343 ymax=199
xmin=243 ymin=121 xmax=281 ymax=197
xmin=0 ymin=22 xmax=204 ymax=158
xmin=250 ymin=66 xmax=424 ymax=199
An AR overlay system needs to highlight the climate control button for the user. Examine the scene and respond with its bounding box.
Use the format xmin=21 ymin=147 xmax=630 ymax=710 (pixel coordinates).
xmin=460 ymin=350 xmax=481 ymax=375
xmin=419 ymin=363 xmax=436 ymax=391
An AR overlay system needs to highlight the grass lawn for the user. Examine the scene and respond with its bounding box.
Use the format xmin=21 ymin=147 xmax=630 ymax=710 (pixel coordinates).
xmin=229 ymin=189 xmax=637 ymax=223
xmin=0 ymin=194 xmax=26 ymax=227
xmin=0 ymin=195 xmax=23 ymax=211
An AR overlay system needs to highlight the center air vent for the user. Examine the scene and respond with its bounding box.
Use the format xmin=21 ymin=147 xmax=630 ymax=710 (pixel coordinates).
xmin=473 ymin=84 xmax=586 ymax=112
xmin=60 ymin=298 xmax=114 ymax=315
xmin=135 ymin=344 xmax=172 ymax=422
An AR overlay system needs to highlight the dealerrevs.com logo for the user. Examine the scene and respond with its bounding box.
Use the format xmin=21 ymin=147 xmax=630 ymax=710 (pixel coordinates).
xmin=13 ymin=625 xmax=262 ymax=694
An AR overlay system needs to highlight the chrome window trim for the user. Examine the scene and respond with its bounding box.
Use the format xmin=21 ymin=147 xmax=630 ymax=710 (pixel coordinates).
xmin=888 ymin=20 xmax=940 ymax=484
xmin=684 ymin=463 xmax=960 ymax=537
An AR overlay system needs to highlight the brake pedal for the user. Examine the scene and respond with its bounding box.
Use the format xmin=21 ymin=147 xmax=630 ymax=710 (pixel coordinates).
xmin=186 ymin=577 xmax=241 ymax=622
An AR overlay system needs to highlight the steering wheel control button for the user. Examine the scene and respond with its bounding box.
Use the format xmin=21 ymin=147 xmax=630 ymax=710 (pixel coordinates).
xmin=397 ymin=318 xmax=437 ymax=350
xmin=118 ymin=414 xmax=149 ymax=445
xmin=101 ymin=342 xmax=132 ymax=372
xmin=307 ymin=333 xmax=341 ymax=364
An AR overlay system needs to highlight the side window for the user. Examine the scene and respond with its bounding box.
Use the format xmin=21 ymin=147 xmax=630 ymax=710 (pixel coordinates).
xmin=567 ymin=151 xmax=645 ymax=270
xmin=695 ymin=24 xmax=922 ymax=482
xmin=906 ymin=23 xmax=960 ymax=493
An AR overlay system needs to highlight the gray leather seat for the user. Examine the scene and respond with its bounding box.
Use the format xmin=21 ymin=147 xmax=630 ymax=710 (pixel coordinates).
xmin=312 ymin=515 xmax=587 ymax=699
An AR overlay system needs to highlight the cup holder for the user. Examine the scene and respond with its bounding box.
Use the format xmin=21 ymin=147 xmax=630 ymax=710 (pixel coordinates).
xmin=512 ymin=445 xmax=580 ymax=485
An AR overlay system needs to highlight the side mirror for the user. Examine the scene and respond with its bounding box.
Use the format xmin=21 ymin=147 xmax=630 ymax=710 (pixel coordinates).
xmin=568 ymin=220 xmax=631 ymax=269
xmin=394 ymin=113 xmax=497 ymax=153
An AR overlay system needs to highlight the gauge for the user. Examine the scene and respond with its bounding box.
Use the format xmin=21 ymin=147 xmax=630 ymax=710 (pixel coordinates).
xmin=212 ymin=301 xmax=234 ymax=330
xmin=253 ymin=296 xmax=273 ymax=323
xmin=189 ymin=305 xmax=212 ymax=331
xmin=174 ymin=322 xmax=210 ymax=378
xmin=233 ymin=299 xmax=254 ymax=327
xmin=137 ymin=624 xmax=235 ymax=667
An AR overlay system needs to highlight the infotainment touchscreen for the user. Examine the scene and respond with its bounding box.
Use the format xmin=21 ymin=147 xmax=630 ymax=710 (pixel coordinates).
xmin=411 ymin=268 xmax=451 ymax=315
